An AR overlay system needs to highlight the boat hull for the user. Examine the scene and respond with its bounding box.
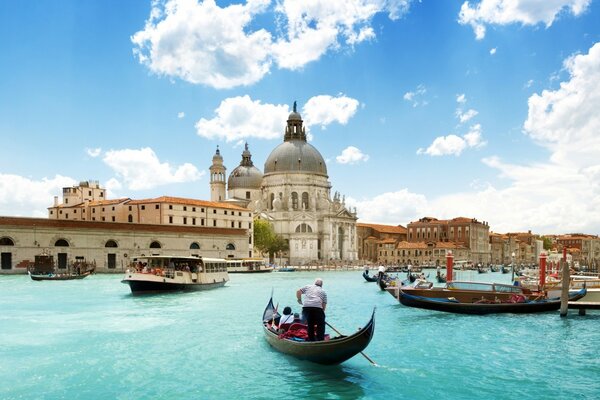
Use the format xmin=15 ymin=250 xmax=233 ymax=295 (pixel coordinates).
xmin=363 ymin=272 xmax=377 ymax=282
xmin=29 ymin=272 xmax=92 ymax=281
xmin=262 ymin=298 xmax=375 ymax=365
xmin=397 ymin=288 xmax=587 ymax=315
xmin=122 ymin=279 xmax=226 ymax=294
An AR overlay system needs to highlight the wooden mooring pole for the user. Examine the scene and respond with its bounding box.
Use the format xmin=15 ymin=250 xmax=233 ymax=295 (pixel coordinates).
xmin=560 ymin=251 xmax=570 ymax=317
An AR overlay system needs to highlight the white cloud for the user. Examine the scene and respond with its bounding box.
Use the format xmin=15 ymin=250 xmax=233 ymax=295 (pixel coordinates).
xmin=403 ymin=84 xmax=427 ymax=107
xmin=102 ymin=147 xmax=204 ymax=190
xmin=490 ymin=47 xmax=497 ymax=55
xmin=358 ymin=42 xmax=600 ymax=234
xmin=348 ymin=189 xmax=428 ymax=225
xmin=195 ymin=94 xmax=360 ymax=142
xmin=86 ymin=148 xmax=102 ymax=158
xmin=457 ymin=108 xmax=478 ymax=123
xmin=195 ymin=96 xmax=290 ymax=142
xmin=132 ymin=0 xmax=412 ymax=89
xmin=302 ymin=94 xmax=360 ymax=128
xmin=459 ymin=0 xmax=591 ymax=40
xmin=177 ymin=112 xmax=185 ymax=119
xmin=417 ymin=134 xmax=467 ymax=156
xmin=0 ymin=174 xmax=76 ymax=217
xmin=335 ymin=146 xmax=369 ymax=164
xmin=456 ymin=93 xmax=467 ymax=104
xmin=463 ymin=123 xmax=486 ymax=147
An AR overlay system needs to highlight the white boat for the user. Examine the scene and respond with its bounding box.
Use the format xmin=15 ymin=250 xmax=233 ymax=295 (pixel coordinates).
xmin=227 ymin=258 xmax=273 ymax=273
xmin=122 ymin=255 xmax=229 ymax=294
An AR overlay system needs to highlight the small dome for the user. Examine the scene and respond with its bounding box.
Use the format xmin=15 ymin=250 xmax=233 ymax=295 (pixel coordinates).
xmin=228 ymin=143 xmax=263 ymax=189
xmin=228 ymin=165 xmax=263 ymax=189
xmin=288 ymin=111 xmax=301 ymax=120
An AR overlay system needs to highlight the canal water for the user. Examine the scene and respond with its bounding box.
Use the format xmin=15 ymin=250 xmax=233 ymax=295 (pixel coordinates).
xmin=1 ymin=270 xmax=598 ymax=399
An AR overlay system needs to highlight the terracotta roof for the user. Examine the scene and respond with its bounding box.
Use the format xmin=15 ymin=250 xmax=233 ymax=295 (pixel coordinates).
xmin=86 ymin=198 xmax=131 ymax=207
xmin=357 ymin=222 xmax=406 ymax=234
xmin=128 ymin=196 xmax=249 ymax=211
xmin=377 ymin=238 xmax=397 ymax=244
xmin=0 ymin=216 xmax=247 ymax=236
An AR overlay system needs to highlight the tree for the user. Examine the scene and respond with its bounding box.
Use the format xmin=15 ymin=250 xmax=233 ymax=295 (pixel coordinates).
xmin=538 ymin=235 xmax=553 ymax=250
xmin=253 ymin=218 xmax=289 ymax=263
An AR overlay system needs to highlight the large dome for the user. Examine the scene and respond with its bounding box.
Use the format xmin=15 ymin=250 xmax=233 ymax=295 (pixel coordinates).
xmin=228 ymin=143 xmax=263 ymax=189
xmin=264 ymin=140 xmax=327 ymax=175
xmin=264 ymin=105 xmax=327 ymax=176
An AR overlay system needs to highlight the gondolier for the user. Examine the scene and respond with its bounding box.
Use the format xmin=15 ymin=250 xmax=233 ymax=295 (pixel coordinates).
xmin=297 ymin=278 xmax=327 ymax=341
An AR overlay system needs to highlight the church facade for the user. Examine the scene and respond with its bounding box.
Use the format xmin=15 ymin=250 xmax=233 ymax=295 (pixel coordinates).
xmin=211 ymin=104 xmax=358 ymax=265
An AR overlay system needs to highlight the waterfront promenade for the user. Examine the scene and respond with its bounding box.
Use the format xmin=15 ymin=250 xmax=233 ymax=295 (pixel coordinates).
xmin=1 ymin=270 xmax=598 ymax=399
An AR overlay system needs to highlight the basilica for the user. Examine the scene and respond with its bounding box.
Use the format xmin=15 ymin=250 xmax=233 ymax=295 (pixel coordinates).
xmin=210 ymin=103 xmax=358 ymax=265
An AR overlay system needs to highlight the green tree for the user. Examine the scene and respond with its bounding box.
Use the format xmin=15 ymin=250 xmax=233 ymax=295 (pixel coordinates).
xmin=537 ymin=235 xmax=553 ymax=250
xmin=253 ymin=219 xmax=289 ymax=263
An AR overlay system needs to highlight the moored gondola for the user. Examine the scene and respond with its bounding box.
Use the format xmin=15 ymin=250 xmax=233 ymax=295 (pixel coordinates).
xmin=362 ymin=271 xmax=378 ymax=282
xmin=262 ymin=297 xmax=375 ymax=365
xmin=394 ymin=287 xmax=587 ymax=315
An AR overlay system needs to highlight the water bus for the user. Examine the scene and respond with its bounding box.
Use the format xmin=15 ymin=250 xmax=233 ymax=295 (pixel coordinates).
xmin=226 ymin=258 xmax=273 ymax=273
xmin=122 ymin=255 xmax=229 ymax=294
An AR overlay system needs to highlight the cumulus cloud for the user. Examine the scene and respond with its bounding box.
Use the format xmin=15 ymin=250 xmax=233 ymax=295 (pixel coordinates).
xmin=195 ymin=96 xmax=291 ymax=142
xmin=403 ymin=84 xmax=427 ymax=107
xmin=195 ymin=94 xmax=359 ymax=142
xmin=0 ymin=174 xmax=76 ymax=217
xmin=336 ymin=146 xmax=369 ymax=164
xmin=456 ymin=93 xmax=467 ymax=104
xmin=302 ymin=94 xmax=360 ymax=128
xmin=86 ymin=148 xmax=102 ymax=158
xmin=457 ymin=108 xmax=478 ymax=123
xmin=417 ymin=124 xmax=485 ymax=156
xmin=490 ymin=47 xmax=497 ymax=55
xmin=132 ymin=0 xmax=412 ymax=89
xmin=177 ymin=112 xmax=185 ymax=119
xmin=102 ymin=147 xmax=204 ymax=190
xmin=359 ymin=42 xmax=600 ymax=234
xmin=459 ymin=0 xmax=591 ymax=40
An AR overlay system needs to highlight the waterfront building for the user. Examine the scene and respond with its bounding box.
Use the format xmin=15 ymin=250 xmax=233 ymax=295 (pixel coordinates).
xmin=356 ymin=223 xmax=407 ymax=263
xmin=0 ymin=216 xmax=249 ymax=274
xmin=406 ymin=217 xmax=491 ymax=263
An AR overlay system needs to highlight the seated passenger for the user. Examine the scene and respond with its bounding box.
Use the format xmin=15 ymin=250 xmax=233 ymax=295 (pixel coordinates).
xmin=279 ymin=306 xmax=294 ymax=326
xmin=293 ymin=312 xmax=302 ymax=324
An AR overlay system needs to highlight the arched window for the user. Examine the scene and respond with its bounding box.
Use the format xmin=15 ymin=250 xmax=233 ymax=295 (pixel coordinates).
xmin=105 ymin=240 xmax=118 ymax=248
xmin=302 ymin=192 xmax=309 ymax=209
xmin=0 ymin=237 xmax=14 ymax=246
xmin=291 ymin=192 xmax=298 ymax=210
xmin=55 ymin=239 xmax=69 ymax=247
xmin=295 ymin=223 xmax=313 ymax=233
xmin=128 ymin=215 xmax=133 ymax=223
xmin=226 ymin=243 xmax=235 ymax=250
xmin=190 ymin=242 xmax=200 ymax=250
xmin=269 ymin=193 xmax=275 ymax=210
xmin=150 ymin=241 xmax=161 ymax=249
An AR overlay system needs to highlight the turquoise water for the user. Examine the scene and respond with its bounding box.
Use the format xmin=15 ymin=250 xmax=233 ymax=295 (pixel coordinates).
xmin=1 ymin=270 xmax=599 ymax=400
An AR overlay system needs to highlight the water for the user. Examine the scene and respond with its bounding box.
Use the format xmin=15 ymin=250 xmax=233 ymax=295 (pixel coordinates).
xmin=1 ymin=270 xmax=599 ymax=399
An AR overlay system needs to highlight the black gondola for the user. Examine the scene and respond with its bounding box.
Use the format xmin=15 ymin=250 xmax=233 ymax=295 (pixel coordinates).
xmin=362 ymin=271 xmax=378 ymax=282
xmin=395 ymin=288 xmax=587 ymax=315
xmin=262 ymin=297 xmax=375 ymax=365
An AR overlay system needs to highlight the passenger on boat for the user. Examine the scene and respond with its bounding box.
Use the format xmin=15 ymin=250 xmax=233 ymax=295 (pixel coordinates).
xmin=279 ymin=306 xmax=294 ymax=326
xmin=296 ymin=278 xmax=328 ymax=341
xmin=293 ymin=312 xmax=302 ymax=323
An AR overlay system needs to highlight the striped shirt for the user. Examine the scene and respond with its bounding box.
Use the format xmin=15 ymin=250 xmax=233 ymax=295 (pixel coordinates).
xmin=300 ymin=284 xmax=327 ymax=309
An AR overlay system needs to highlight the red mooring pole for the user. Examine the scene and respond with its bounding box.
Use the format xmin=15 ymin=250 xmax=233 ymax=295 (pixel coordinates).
xmin=539 ymin=252 xmax=546 ymax=289
xmin=446 ymin=250 xmax=454 ymax=283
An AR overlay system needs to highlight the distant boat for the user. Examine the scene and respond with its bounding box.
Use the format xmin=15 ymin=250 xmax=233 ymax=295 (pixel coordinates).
xmin=276 ymin=267 xmax=296 ymax=272
xmin=262 ymin=296 xmax=375 ymax=365
xmin=227 ymin=258 xmax=273 ymax=273
xmin=363 ymin=271 xmax=377 ymax=282
xmin=28 ymin=252 xmax=95 ymax=281
xmin=122 ymin=255 xmax=229 ymax=294
xmin=501 ymin=266 xmax=511 ymax=274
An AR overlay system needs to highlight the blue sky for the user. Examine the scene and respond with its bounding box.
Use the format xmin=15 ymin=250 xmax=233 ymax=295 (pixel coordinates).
xmin=1 ymin=0 xmax=599 ymax=235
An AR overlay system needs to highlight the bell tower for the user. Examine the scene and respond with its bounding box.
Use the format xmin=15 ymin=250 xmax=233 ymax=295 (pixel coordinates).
xmin=209 ymin=146 xmax=226 ymax=202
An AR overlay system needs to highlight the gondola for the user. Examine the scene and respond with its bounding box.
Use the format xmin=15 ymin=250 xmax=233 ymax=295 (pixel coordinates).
xmin=362 ymin=271 xmax=378 ymax=282
xmin=262 ymin=297 xmax=375 ymax=365
xmin=501 ymin=266 xmax=510 ymax=274
xmin=395 ymin=288 xmax=587 ymax=315
xmin=29 ymin=271 xmax=92 ymax=281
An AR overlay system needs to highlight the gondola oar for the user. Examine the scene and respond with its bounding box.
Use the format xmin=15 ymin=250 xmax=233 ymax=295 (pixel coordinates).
xmin=325 ymin=321 xmax=377 ymax=366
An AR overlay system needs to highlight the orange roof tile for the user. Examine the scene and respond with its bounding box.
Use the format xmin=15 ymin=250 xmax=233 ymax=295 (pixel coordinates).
xmin=357 ymin=222 xmax=406 ymax=234
xmin=128 ymin=196 xmax=249 ymax=211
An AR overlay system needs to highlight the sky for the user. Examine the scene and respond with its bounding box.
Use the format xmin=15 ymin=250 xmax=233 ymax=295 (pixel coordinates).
xmin=1 ymin=0 xmax=599 ymax=235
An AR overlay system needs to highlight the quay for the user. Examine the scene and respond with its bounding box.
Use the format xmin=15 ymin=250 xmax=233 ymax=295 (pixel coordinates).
xmin=567 ymin=301 xmax=600 ymax=316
